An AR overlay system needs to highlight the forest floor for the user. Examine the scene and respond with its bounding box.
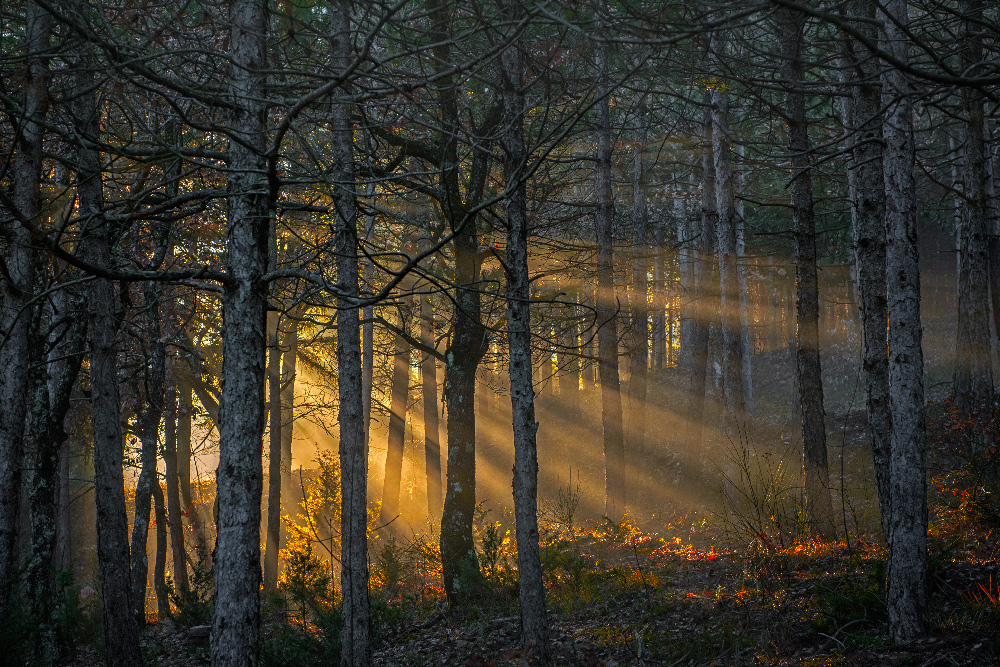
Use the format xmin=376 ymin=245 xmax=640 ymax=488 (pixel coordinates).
xmin=102 ymin=509 xmax=1000 ymax=667
xmin=366 ymin=520 xmax=1000 ymax=666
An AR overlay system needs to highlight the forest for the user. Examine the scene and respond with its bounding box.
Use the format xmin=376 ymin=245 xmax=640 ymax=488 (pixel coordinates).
xmin=1 ymin=0 xmax=999 ymax=665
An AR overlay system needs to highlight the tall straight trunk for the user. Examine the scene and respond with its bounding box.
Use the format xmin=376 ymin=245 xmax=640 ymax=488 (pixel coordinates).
xmin=56 ymin=439 xmax=71 ymax=573
xmin=330 ymin=5 xmax=370 ymax=664
xmin=130 ymin=281 xmax=167 ymax=626
xmin=263 ymin=314 xmax=282 ymax=593
xmin=212 ymin=0 xmax=270 ymax=663
xmin=380 ymin=325 xmax=411 ymax=525
xmin=881 ymin=0 xmax=927 ymax=642
xmin=162 ymin=381 xmax=188 ymax=593
xmin=279 ymin=311 xmax=299 ymax=513
xmin=152 ymin=483 xmax=169 ymax=620
xmin=711 ymin=35 xmax=747 ymax=435
xmin=594 ymin=32 xmax=626 ymax=520
xmin=954 ymin=0 xmax=993 ymax=413
xmin=778 ymin=8 xmax=836 ymax=539
xmin=559 ymin=298 xmax=580 ymax=411
xmin=500 ymin=11 xmax=550 ymax=659
xmin=689 ymin=106 xmax=717 ymax=449
xmin=627 ymin=88 xmax=649 ymax=457
xmin=176 ymin=382 xmax=204 ymax=551
xmin=734 ymin=142 xmax=753 ymax=413
xmin=652 ymin=252 xmax=666 ymax=371
xmin=847 ymin=0 xmax=892 ymax=541
xmin=986 ymin=125 xmax=1000 ymax=357
xmin=950 ymin=135 xmax=964 ymax=288
xmin=0 ymin=0 xmax=49 ymax=615
xmin=74 ymin=59 xmax=143 ymax=667
xmin=421 ymin=296 xmax=442 ymax=520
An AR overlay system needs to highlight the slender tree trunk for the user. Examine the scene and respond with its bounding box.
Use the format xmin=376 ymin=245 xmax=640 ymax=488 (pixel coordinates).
xmin=501 ymin=12 xmax=551 ymax=658
xmin=162 ymin=380 xmax=188 ymax=593
xmin=0 ymin=0 xmax=49 ymax=616
xmin=380 ymin=323 xmax=411 ymax=525
xmin=711 ymin=34 xmax=747 ymax=435
xmin=847 ymin=0 xmax=893 ymax=542
xmin=130 ymin=281 xmax=167 ymax=626
xmin=212 ymin=0 xmax=270 ymax=663
xmin=735 ymin=142 xmax=754 ymax=413
xmin=954 ymin=0 xmax=993 ymax=417
xmin=627 ymin=86 xmax=650 ymax=459
xmin=330 ymin=5 xmax=370 ymax=664
xmin=559 ymin=298 xmax=580 ymax=412
xmin=152 ymin=483 xmax=169 ymax=621
xmin=778 ymin=7 xmax=836 ymax=539
xmin=75 ymin=58 xmax=143 ymax=667
xmin=263 ymin=313 xmax=282 ymax=593
xmin=279 ymin=311 xmax=299 ymax=515
xmin=688 ymin=105 xmax=717 ymax=449
xmin=176 ymin=382 xmax=204 ymax=552
xmin=881 ymin=0 xmax=927 ymax=642
xmin=594 ymin=30 xmax=626 ymax=521
xmin=421 ymin=296 xmax=442 ymax=520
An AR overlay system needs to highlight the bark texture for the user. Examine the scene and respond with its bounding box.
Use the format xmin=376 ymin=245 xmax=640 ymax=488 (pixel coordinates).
xmin=954 ymin=0 xmax=993 ymax=415
xmin=594 ymin=32 xmax=626 ymax=520
xmin=847 ymin=0 xmax=892 ymax=542
xmin=74 ymin=58 xmax=144 ymax=667
xmin=881 ymin=0 xmax=928 ymax=642
xmin=330 ymin=5 xmax=371 ymax=664
xmin=688 ymin=106 xmax=717 ymax=449
xmin=212 ymin=0 xmax=270 ymax=663
xmin=0 ymin=0 xmax=49 ymax=616
xmin=501 ymin=9 xmax=551 ymax=660
xmin=710 ymin=34 xmax=747 ymax=436
xmin=778 ymin=7 xmax=836 ymax=539
xmin=627 ymin=87 xmax=650 ymax=460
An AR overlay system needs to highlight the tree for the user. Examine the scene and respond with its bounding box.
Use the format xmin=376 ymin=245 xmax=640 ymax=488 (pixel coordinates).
xmin=501 ymin=2 xmax=550 ymax=660
xmin=776 ymin=7 xmax=836 ymax=539
xmin=211 ymin=0 xmax=270 ymax=663
xmin=880 ymin=0 xmax=928 ymax=642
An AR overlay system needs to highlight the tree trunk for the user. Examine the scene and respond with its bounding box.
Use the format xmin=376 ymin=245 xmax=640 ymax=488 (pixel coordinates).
xmin=881 ymin=0 xmax=928 ymax=642
xmin=162 ymin=380 xmax=188 ymax=593
xmin=501 ymin=12 xmax=551 ymax=658
xmin=75 ymin=57 xmax=143 ymax=667
xmin=778 ymin=7 xmax=836 ymax=540
xmin=594 ymin=31 xmax=626 ymax=521
xmin=735 ymin=142 xmax=754 ymax=413
xmin=433 ymin=0 xmax=490 ymax=601
xmin=421 ymin=296 xmax=442 ymax=521
xmin=27 ymin=288 xmax=85 ymax=665
xmin=711 ymin=34 xmax=747 ymax=435
xmin=279 ymin=311 xmax=299 ymax=516
xmin=688 ymin=105 xmax=717 ymax=449
xmin=330 ymin=5 xmax=370 ymax=665
xmin=212 ymin=0 xmax=270 ymax=663
xmin=954 ymin=0 xmax=993 ymax=419
xmin=0 ymin=0 xmax=49 ymax=617
xmin=263 ymin=314 xmax=282 ymax=593
xmin=152 ymin=483 xmax=169 ymax=621
xmin=627 ymin=86 xmax=650 ymax=459
xmin=847 ymin=0 xmax=893 ymax=542
xmin=176 ymin=382 xmax=204 ymax=552
xmin=130 ymin=280 xmax=167 ymax=626
xmin=380 ymin=322 xmax=412 ymax=526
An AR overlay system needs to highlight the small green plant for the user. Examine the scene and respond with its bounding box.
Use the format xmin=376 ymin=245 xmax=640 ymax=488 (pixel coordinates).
xmin=169 ymin=544 xmax=214 ymax=629
xmin=811 ymin=556 xmax=886 ymax=634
